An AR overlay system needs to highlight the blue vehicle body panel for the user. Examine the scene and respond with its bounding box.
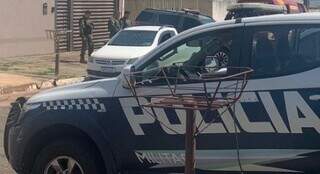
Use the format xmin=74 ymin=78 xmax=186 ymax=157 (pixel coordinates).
xmin=29 ymin=86 xmax=320 ymax=173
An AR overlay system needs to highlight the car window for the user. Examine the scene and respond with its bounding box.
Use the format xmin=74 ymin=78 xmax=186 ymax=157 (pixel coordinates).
xmin=249 ymin=25 xmax=320 ymax=77
xmin=136 ymin=11 xmax=155 ymax=24
xmin=109 ymin=30 xmax=157 ymax=46
xmin=295 ymin=27 xmax=320 ymax=70
xmin=157 ymin=43 xmax=201 ymax=67
xmin=158 ymin=14 xmax=180 ymax=29
xmin=139 ymin=29 xmax=234 ymax=83
xmin=251 ymin=30 xmax=281 ymax=76
xmin=182 ymin=17 xmax=201 ymax=31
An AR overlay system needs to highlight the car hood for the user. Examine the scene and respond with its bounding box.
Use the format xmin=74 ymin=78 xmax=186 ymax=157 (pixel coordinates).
xmin=92 ymin=45 xmax=154 ymax=60
xmin=27 ymin=78 xmax=119 ymax=104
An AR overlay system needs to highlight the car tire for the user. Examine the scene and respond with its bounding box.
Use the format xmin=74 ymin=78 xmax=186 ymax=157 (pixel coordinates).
xmin=32 ymin=138 xmax=105 ymax=174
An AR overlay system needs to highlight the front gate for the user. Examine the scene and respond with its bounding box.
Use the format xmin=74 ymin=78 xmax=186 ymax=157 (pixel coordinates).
xmin=55 ymin=0 xmax=116 ymax=52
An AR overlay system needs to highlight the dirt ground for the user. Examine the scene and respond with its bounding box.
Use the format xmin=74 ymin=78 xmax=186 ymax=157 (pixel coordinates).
xmin=0 ymin=52 xmax=88 ymax=173
xmin=0 ymin=73 xmax=43 ymax=88
xmin=0 ymin=52 xmax=87 ymax=80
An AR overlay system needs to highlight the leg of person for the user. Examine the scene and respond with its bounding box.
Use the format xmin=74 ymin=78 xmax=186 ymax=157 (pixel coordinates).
xmin=88 ymin=35 xmax=94 ymax=57
xmin=80 ymin=36 xmax=87 ymax=63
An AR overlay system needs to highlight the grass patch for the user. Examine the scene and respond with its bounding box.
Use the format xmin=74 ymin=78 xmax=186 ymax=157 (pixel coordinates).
xmin=0 ymin=66 xmax=9 ymax=71
xmin=34 ymin=68 xmax=55 ymax=76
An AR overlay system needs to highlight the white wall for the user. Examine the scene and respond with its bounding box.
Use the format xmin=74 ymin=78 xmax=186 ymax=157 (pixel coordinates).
xmin=0 ymin=0 xmax=55 ymax=58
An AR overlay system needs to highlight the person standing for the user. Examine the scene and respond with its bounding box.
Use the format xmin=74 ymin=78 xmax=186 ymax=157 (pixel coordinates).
xmin=108 ymin=12 xmax=121 ymax=38
xmin=120 ymin=11 xmax=131 ymax=29
xmin=79 ymin=10 xmax=94 ymax=63
xmin=303 ymin=0 xmax=310 ymax=10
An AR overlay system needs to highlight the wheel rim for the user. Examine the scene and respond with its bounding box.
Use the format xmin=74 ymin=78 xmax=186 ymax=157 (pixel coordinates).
xmin=213 ymin=51 xmax=229 ymax=66
xmin=44 ymin=156 xmax=84 ymax=174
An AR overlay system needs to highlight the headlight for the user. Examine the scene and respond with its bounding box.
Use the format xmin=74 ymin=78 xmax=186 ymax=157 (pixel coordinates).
xmin=23 ymin=103 xmax=41 ymax=112
xmin=88 ymin=56 xmax=94 ymax=63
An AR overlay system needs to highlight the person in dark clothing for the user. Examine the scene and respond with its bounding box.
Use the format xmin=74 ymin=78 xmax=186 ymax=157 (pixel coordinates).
xmin=304 ymin=0 xmax=310 ymax=9
xmin=79 ymin=10 xmax=94 ymax=63
xmin=120 ymin=11 xmax=131 ymax=29
xmin=108 ymin=12 xmax=120 ymax=38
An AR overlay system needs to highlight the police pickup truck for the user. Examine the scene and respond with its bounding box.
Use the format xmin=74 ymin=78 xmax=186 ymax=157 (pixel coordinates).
xmin=4 ymin=13 xmax=320 ymax=174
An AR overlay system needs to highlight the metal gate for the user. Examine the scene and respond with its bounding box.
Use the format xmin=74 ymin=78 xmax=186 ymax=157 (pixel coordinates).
xmin=55 ymin=0 xmax=115 ymax=52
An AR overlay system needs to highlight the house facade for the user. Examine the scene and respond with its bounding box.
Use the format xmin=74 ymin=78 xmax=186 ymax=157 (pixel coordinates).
xmin=0 ymin=0 xmax=55 ymax=58
xmin=0 ymin=0 xmax=120 ymax=58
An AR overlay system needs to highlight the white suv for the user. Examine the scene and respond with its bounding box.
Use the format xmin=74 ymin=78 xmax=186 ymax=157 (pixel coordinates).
xmin=87 ymin=26 xmax=177 ymax=78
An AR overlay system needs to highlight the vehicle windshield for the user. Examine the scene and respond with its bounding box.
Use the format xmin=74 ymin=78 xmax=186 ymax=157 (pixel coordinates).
xmin=109 ymin=30 xmax=157 ymax=46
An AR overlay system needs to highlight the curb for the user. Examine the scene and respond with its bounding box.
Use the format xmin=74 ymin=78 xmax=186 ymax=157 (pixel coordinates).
xmin=0 ymin=77 xmax=85 ymax=96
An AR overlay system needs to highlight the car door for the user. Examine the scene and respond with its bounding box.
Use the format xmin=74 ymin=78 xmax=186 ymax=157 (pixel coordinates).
xmin=115 ymin=26 xmax=246 ymax=172
xmin=238 ymin=23 xmax=320 ymax=173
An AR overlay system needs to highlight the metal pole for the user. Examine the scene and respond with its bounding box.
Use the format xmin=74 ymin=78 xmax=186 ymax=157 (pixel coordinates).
xmin=54 ymin=0 xmax=59 ymax=77
xmin=55 ymin=34 xmax=60 ymax=77
xmin=185 ymin=109 xmax=196 ymax=174
xmin=68 ymin=0 xmax=74 ymax=51
xmin=54 ymin=0 xmax=57 ymax=30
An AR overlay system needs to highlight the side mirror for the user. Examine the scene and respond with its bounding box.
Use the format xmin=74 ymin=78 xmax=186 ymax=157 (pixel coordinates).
xmin=121 ymin=65 xmax=135 ymax=88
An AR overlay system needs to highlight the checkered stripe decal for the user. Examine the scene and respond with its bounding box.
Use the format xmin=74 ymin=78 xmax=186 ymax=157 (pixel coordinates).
xmin=42 ymin=98 xmax=106 ymax=112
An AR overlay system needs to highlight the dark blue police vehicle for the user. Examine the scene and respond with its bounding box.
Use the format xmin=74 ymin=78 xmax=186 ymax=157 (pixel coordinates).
xmin=4 ymin=13 xmax=320 ymax=174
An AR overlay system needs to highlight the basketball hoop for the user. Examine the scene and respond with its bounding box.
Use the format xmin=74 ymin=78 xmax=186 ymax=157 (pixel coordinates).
xmin=124 ymin=65 xmax=253 ymax=174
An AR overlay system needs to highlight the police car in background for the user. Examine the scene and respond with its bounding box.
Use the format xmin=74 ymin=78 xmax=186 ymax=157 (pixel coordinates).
xmin=87 ymin=26 xmax=177 ymax=78
xmin=4 ymin=13 xmax=320 ymax=174
xmin=237 ymin=0 xmax=308 ymax=13
xmin=225 ymin=3 xmax=288 ymax=20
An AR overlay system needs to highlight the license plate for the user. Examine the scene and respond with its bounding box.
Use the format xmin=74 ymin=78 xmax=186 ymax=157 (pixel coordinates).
xmin=101 ymin=66 xmax=114 ymax=73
